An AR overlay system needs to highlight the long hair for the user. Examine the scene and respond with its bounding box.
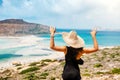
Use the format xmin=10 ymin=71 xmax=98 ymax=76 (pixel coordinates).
xmin=69 ymin=46 xmax=83 ymax=58
xmin=69 ymin=46 xmax=83 ymax=53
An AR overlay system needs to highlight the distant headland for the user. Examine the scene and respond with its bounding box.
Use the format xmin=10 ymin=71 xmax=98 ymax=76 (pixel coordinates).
xmin=0 ymin=19 xmax=49 ymax=36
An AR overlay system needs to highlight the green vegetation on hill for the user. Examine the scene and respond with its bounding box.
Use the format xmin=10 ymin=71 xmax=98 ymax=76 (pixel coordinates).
xmin=20 ymin=66 xmax=39 ymax=74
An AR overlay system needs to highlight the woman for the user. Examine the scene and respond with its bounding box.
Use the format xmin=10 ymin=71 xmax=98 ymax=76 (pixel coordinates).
xmin=50 ymin=27 xmax=98 ymax=80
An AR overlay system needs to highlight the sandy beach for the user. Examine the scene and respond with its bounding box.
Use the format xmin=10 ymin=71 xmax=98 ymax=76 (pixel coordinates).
xmin=0 ymin=46 xmax=120 ymax=80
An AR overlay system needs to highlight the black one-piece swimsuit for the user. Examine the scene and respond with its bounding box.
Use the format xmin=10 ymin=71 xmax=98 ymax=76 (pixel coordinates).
xmin=62 ymin=46 xmax=84 ymax=80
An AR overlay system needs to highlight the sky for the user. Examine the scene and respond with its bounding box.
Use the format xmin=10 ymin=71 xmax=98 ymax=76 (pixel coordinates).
xmin=0 ymin=0 xmax=120 ymax=30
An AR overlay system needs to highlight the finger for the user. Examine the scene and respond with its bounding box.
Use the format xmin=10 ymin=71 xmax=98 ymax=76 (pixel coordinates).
xmin=94 ymin=28 xmax=97 ymax=31
xmin=50 ymin=26 xmax=53 ymax=28
xmin=92 ymin=27 xmax=95 ymax=30
xmin=93 ymin=27 xmax=98 ymax=31
xmin=50 ymin=26 xmax=52 ymax=30
xmin=53 ymin=27 xmax=55 ymax=30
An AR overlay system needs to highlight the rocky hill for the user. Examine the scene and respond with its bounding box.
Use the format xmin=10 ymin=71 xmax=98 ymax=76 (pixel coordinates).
xmin=0 ymin=19 xmax=49 ymax=36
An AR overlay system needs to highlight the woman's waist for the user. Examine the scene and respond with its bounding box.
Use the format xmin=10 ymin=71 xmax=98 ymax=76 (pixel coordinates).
xmin=65 ymin=62 xmax=79 ymax=68
xmin=64 ymin=63 xmax=80 ymax=72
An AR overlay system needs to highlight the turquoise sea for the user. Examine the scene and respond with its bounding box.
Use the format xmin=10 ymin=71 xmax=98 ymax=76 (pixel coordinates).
xmin=0 ymin=29 xmax=120 ymax=63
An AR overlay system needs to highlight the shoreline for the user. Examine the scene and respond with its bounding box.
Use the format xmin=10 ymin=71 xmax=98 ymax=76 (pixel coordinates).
xmin=0 ymin=35 xmax=119 ymax=49
xmin=0 ymin=51 xmax=64 ymax=69
xmin=0 ymin=46 xmax=119 ymax=69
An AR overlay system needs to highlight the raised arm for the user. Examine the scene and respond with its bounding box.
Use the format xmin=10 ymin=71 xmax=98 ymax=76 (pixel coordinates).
xmin=83 ymin=29 xmax=99 ymax=54
xmin=50 ymin=26 xmax=66 ymax=53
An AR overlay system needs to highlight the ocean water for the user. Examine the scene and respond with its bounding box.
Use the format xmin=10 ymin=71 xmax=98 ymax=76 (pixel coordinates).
xmin=0 ymin=29 xmax=120 ymax=63
xmin=40 ymin=29 xmax=120 ymax=47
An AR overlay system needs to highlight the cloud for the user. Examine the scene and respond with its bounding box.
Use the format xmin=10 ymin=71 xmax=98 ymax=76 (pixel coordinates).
xmin=51 ymin=0 xmax=84 ymax=15
xmin=0 ymin=0 xmax=120 ymax=29
xmin=51 ymin=0 xmax=120 ymax=29
xmin=0 ymin=0 xmax=35 ymax=17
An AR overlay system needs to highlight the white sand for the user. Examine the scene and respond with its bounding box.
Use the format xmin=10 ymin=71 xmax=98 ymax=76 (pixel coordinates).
xmin=0 ymin=35 xmax=46 ymax=49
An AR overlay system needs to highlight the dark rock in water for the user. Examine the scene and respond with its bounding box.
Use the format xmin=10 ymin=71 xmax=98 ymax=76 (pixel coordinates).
xmin=0 ymin=19 xmax=50 ymax=36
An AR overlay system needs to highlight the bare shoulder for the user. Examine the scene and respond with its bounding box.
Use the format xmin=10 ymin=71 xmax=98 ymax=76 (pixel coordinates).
xmin=83 ymin=47 xmax=98 ymax=54
xmin=51 ymin=46 xmax=67 ymax=52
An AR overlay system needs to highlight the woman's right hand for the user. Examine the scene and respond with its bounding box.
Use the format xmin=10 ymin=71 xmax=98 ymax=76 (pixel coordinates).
xmin=50 ymin=26 xmax=56 ymax=36
xmin=90 ymin=29 xmax=97 ymax=36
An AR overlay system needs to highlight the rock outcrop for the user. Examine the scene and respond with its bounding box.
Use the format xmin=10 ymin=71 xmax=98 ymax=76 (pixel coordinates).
xmin=0 ymin=19 xmax=49 ymax=36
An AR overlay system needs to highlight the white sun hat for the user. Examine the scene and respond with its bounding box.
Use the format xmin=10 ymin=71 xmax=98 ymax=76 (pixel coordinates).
xmin=62 ymin=31 xmax=85 ymax=48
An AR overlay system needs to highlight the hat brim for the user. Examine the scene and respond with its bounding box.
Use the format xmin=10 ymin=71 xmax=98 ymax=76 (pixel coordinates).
xmin=62 ymin=32 xmax=85 ymax=48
